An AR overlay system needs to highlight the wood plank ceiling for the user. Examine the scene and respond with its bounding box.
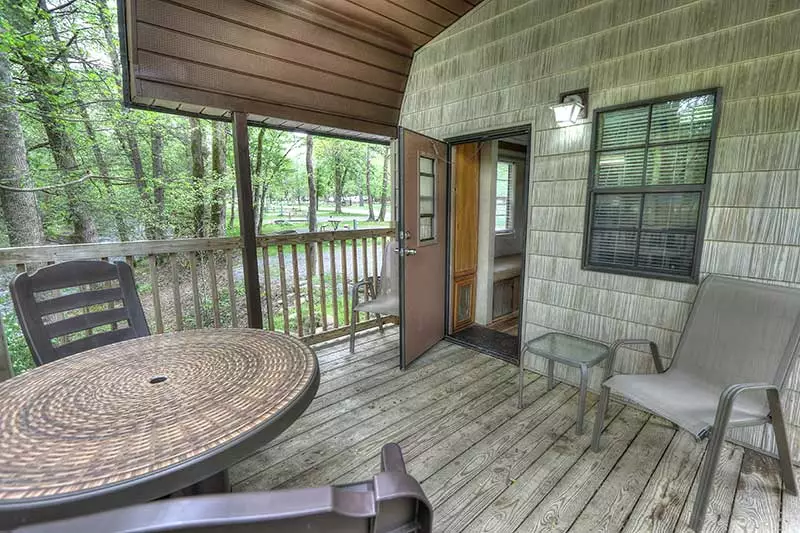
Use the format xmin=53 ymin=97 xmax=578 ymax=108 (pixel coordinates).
xmin=120 ymin=0 xmax=478 ymax=141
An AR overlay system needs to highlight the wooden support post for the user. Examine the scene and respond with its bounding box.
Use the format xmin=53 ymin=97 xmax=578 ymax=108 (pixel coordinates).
xmin=232 ymin=112 xmax=263 ymax=329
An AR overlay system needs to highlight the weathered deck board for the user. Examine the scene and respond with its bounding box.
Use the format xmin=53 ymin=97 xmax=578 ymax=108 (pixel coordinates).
xmin=569 ymin=418 xmax=675 ymax=532
xmin=622 ymin=431 xmax=707 ymax=533
xmin=729 ymin=450 xmax=781 ymax=533
xmin=230 ymin=328 xmax=793 ymax=531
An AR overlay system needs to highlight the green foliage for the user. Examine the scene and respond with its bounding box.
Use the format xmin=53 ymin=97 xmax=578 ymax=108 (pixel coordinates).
xmin=1 ymin=305 xmax=34 ymax=375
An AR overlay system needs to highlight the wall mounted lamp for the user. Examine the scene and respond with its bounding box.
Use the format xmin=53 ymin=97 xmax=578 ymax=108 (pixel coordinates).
xmin=551 ymin=90 xmax=588 ymax=126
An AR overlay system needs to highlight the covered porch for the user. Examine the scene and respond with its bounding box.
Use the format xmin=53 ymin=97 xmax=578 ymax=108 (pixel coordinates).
xmin=1 ymin=0 xmax=799 ymax=531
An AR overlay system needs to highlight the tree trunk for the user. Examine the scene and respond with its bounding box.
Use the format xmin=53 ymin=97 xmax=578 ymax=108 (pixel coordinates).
xmin=306 ymin=135 xmax=317 ymax=274
xmin=151 ymin=126 xmax=166 ymax=239
xmin=229 ymin=187 xmax=236 ymax=228
xmin=189 ymin=118 xmax=206 ymax=237
xmin=16 ymin=3 xmax=97 ymax=243
xmin=258 ymin=186 xmax=268 ymax=234
xmin=365 ymin=145 xmax=375 ymax=221
xmin=253 ymin=128 xmax=265 ymax=233
xmin=334 ymin=166 xmax=344 ymax=214
xmin=209 ymin=121 xmax=227 ymax=236
xmin=0 ymin=52 xmax=44 ymax=247
xmin=378 ymin=146 xmax=389 ymax=222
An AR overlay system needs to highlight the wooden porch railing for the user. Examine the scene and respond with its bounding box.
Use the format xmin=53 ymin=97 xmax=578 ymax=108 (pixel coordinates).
xmin=0 ymin=227 xmax=395 ymax=373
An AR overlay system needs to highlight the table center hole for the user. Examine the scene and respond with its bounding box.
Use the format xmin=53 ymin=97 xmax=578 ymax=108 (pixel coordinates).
xmin=149 ymin=376 xmax=168 ymax=384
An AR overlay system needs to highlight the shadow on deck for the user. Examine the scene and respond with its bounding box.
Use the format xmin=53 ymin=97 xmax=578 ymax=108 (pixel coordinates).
xmin=230 ymin=327 xmax=798 ymax=532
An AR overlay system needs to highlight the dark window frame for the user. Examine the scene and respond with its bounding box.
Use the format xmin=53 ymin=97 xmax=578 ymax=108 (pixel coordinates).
xmin=582 ymin=88 xmax=722 ymax=284
xmin=419 ymin=156 xmax=436 ymax=242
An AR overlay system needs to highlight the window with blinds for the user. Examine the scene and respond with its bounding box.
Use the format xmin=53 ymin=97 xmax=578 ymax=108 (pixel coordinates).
xmin=496 ymin=161 xmax=515 ymax=233
xmin=583 ymin=90 xmax=719 ymax=281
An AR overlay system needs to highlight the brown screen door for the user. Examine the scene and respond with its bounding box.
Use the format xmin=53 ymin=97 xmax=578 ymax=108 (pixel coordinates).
xmin=398 ymin=128 xmax=448 ymax=369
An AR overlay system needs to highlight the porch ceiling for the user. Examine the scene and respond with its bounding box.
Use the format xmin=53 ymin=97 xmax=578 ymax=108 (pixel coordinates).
xmin=118 ymin=0 xmax=479 ymax=141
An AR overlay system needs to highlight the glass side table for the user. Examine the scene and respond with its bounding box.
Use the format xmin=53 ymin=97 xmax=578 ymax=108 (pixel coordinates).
xmin=519 ymin=332 xmax=610 ymax=435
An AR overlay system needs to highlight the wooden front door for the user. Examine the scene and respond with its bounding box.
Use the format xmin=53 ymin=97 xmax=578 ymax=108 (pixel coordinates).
xmin=451 ymin=143 xmax=480 ymax=332
xmin=398 ymin=128 xmax=448 ymax=369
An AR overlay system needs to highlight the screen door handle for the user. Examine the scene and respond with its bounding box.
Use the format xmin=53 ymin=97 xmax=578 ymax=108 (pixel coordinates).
xmin=394 ymin=247 xmax=417 ymax=256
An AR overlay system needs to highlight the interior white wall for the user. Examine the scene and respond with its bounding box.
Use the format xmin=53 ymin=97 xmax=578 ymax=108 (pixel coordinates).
xmin=474 ymin=141 xmax=497 ymax=325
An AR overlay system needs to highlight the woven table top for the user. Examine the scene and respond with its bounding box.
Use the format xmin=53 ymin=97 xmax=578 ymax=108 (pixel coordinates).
xmin=0 ymin=329 xmax=317 ymax=502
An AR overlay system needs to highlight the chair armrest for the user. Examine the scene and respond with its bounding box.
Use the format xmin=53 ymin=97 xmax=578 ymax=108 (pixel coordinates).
xmin=380 ymin=443 xmax=407 ymax=474
xmin=602 ymin=339 xmax=664 ymax=381
xmin=350 ymin=279 xmax=375 ymax=309
xmin=703 ymin=382 xmax=779 ymax=440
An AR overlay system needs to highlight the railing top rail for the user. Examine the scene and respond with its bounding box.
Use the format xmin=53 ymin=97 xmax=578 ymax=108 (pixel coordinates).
xmin=0 ymin=227 xmax=394 ymax=266
xmin=256 ymin=227 xmax=394 ymax=246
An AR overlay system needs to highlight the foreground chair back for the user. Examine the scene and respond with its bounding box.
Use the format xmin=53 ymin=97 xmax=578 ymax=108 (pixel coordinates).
xmin=14 ymin=443 xmax=432 ymax=533
xmin=350 ymin=240 xmax=399 ymax=352
xmin=591 ymin=275 xmax=800 ymax=531
xmin=11 ymin=260 xmax=150 ymax=366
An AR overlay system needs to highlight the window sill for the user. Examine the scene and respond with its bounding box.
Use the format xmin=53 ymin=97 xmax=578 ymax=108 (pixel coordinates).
xmin=581 ymin=263 xmax=699 ymax=284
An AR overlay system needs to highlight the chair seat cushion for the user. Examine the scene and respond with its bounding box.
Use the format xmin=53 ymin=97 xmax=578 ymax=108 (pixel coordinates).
xmin=355 ymin=295 xmax=398 ymax=315
xmin=604 ymin=370 xmax=769 ymax=437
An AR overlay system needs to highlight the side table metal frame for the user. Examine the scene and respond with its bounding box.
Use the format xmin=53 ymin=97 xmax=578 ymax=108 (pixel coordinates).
xmin=518 ymin=333 xmax=609 ymax=435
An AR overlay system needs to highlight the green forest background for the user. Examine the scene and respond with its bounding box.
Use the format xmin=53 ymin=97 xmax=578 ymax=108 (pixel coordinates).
xmin=0 ymin=0 xmax=390 ymax=250
xmin=0 ymin=0 xmax=392 ymax=373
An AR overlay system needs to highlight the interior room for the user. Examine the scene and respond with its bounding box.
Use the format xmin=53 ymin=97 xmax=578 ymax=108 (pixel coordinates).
xmin=448 ymin=134 xmax=529 ymax=363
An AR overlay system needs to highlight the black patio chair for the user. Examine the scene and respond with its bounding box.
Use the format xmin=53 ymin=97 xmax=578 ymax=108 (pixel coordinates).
xmin=14 ymin=443 xmax=432 ymax=533
xmin=10 ymin=260 xmax=150 ymax=366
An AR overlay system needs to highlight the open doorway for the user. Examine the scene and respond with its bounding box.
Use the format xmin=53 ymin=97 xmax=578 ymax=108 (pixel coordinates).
xmin=445 ymin=128 xmax=531 ymax=363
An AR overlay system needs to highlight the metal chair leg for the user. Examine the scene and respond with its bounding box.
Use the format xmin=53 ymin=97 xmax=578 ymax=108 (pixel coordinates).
xmin=690 ymin=396 xmax=734 ymax=532
xmin=518 ymin=348 xmax=526 ymax=409
xmin=591 ymin=385 xmax=610 ymax=452
xmin=547 ymin=359 xmax=555 ymax=390
xmin=376 ymin=314 xmax=384 ymax=332
xmin=349 ymin=310 xmax=357 ymax=353
xmin=767 ymin=388 xmax=798 ymax=495
xmin=577 ymin=364 xmax=588 ymax=435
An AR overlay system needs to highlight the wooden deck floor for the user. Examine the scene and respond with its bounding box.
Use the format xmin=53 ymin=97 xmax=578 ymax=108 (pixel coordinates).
xmin=229 ymin=327 xmax=799 ymax=532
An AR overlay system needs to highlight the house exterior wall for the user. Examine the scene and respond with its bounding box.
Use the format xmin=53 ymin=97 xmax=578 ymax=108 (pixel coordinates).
xmin=399 ymin=0 xmax=800 ymax=460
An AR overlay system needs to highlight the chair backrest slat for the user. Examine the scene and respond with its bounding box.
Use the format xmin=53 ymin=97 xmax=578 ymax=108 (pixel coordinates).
xmin=27 ymin=262 xmax=119 ymax=292
xmin=45 ymin=307 xmax=131 ymax=339
xmin=37 ymin=287 xmax=123 ymax=316
xmin=674 ymin=275 xmax=800 ymax=388
xmin=55 ymin=328 xmax=140 ymax=359
xmin=10 ymin=260 xmax=150 ymax=366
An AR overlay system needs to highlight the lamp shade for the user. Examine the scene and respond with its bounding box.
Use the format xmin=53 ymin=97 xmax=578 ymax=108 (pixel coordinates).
xmin=551 ymin=100 xmax=585 ymax=126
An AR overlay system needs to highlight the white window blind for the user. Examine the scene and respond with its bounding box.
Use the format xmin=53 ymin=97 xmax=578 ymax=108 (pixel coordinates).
xmin=495 ymin=161 xmax=515 ymax=233
xmin=585 ymin=91 xmax=717 ymax=280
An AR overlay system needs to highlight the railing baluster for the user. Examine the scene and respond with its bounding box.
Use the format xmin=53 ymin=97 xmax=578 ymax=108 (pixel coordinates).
xmin=340 ymin=239 xmax=349 ymax=326
xmin=361 ymin=237 xmax=368 ymax=288
xmin=371 ymin=237 xmax=379 ymax=292
xmin=262 ymin=247 xmax=274 ymax=331
xmin=225 ymin=250 xmax=238 ymax=328
xmin=190 ymin=253 xmax=202 ymax=329
xmin=329 ymin=240 xmax=339 ymax=329
xmin=208 ymin=252 xmax=221 ymax=328
xmin=170 ymin=254 xmax=183 ymax=331
xmin=148 ymin=255 xmax=164 ymax=333
xmin=351 ymin=239 xmax=359 ymax=324
xmin=304 ymin=243 xmax=315 ymax=336
xmin=317 ymin=241 xmax=328 ymax=331
xmin=277 ymin=245 xmax=290 ymax=334
xmin=291 ymin=244 xmax=303 ymax=337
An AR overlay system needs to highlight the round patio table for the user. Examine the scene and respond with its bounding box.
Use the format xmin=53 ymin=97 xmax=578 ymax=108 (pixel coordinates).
xmin=0 ymin=328 xmax=319 ymax=529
